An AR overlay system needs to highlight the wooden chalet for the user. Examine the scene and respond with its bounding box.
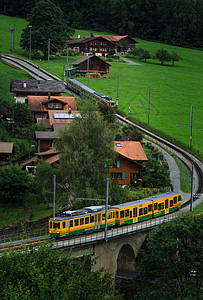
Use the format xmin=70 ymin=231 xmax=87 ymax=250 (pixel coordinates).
xmin=109 ymin=141 xmax=148 ymax=185
xmin=10 ymin=79 xmax=66 ymax=103
xmin=71 ymin=55 xmax=111 ymax=78
xmin=67 ymin=34 xmax=137 ymax=56
xmin=0 ymin=142 xmax=14 ymax=162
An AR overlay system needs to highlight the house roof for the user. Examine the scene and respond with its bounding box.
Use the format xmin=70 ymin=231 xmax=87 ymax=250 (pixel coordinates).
xmin=114 ymin=141 xmax=148 ymax=161
xmin=20 ymin=156 xmax=37 ymax=167
xmin=93 ymin=35 xmax=137 ymax=44
xmin=10 ymin=79 xmax=66 ymax=93
xmin=67 ymin=35 xmax=115 ymax=46
xmin=27 ymin=96 xmax=77 ymax=112
xmin=72 ymin=55 xmax=111 ymax=66
xmin=35 ymin=148 xmax=59 ymax=156
xmin=45 ymin=154 xmax=60 ymax=164
xmin=48 ymin=110 xmax=80 ymax=126
xmin=35 ymin=131 xmax=56 ymax=140
xmin=0 ymin=142 xmax=14 ymax=153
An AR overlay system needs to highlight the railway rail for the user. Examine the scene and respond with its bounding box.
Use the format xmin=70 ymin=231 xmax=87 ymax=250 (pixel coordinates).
xmin=0 ymin=53 xmax=202 ymax=248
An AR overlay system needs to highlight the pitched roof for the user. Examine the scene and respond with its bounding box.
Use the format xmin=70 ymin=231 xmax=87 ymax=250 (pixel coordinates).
xmin=27 ymin=96 xmax=77 ymax=112
xmin=45 ymin=154 xmax=60 ymax=164
xmin=35 ymin=148 xmax=59 ymax=156
xmin=48 ymin=110 xmax=80 ymax=126
xmin=35 ymin=131 xmax=56 ymax=140
xmin=10 ymin=79 xmax=66 ymax=93
xmin=93 ymin=35 xmax=137 ymax=44
xmin=0 ymin=142 xmax=14 ymax=153
xmin=114 ymin=141 xmax=148 ymax=161
xmin=72 ymin=55 xmax=111 ymax=66
xmin=20 ymin=156 xmax=37 ymax=167
xmin=67 ymin=35 xmax=115 ymax=46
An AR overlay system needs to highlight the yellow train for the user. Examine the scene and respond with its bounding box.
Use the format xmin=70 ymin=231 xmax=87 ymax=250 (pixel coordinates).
xmin=49 ymin=192 xmax=181 ymax=238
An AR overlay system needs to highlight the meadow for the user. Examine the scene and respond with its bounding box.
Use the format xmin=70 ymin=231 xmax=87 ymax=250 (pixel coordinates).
xmin=0 ymin=14 xmax=203 ymax=157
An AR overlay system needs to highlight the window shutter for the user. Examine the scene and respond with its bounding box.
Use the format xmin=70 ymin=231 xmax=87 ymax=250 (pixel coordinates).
xmin=122 ymin=173 xmax=125 ymax=180
xmin=117 ymin=161 xmax=120 ymax=168
xmin=104 ymin=162 xmax=107 ymax=168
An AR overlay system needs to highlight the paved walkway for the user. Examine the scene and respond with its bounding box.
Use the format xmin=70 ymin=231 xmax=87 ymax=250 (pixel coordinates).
xmin=143 ymin=139 xmax=190 ymax=202
xmin=119 ymin=56 xmax=141 ymax=65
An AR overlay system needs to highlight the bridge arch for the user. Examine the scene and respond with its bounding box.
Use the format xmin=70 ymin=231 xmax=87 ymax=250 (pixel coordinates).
xmin=116 ymin=243 xmax=136 ymax=276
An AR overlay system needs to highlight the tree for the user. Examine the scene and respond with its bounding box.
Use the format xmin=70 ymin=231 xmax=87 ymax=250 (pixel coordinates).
xmin=0 ymin=164 xmax=34 ymax=204
xmin=155 ymin=48 xmax=171 ymax=65
xmin=0 ymin=242 xmax=113 ymax=299
xmin=20 ymin=0 xmax=74 ymax=58
xmin=134 ymin=214 xmax=203 ymax=300
xmin=122 ymin=124 xmax=143 ymax=141
xmin=13 ymin=102 xmax=33 ymax=133
xmin=170 ymin=51 xmax=181 ymax=66
xmin=55 ymin=101 xmax=116 ymax=206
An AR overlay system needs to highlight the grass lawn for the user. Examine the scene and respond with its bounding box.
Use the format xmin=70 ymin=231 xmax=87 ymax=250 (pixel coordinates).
xmin=0 ymin=14 xmax=203 ymax=157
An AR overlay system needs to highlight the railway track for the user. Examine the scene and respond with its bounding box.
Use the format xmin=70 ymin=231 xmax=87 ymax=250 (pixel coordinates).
xmin=0 ymin=53 xmax=202 ymax=247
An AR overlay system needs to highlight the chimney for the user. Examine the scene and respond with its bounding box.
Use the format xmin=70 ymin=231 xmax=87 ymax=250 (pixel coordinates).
xmin=48 ymin=92 xmax=51 ymax=100
xmin=23 ymin=80 xmax=27 ymax=88
xmin=38 ymin=80 xmax=40 ymax=89
xmin=78 ymin=34 xmax=80 ymax=38
xmin=68 ymin=107 xmax=71 ymax=114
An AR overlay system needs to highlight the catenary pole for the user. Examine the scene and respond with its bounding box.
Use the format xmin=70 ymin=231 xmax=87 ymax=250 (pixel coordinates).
xmin=190 ymin=165 xmax=194 ymax=211
xmin=105 ymin=178 xmax=109 ymax=241
xmin=189 ymin=104 xmax=193 ymax=149
xmin=53 ymin=175 xmax=56 ymax=218
xmin=28 ymin=25 xmax=32 ymax=60
xmin=148 ymin=86 xmax=150 ymax=126
xmin=48 ymin=38 xmax=50 ymax=70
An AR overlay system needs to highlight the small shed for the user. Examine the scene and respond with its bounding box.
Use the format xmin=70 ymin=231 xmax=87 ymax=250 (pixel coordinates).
xmin=71 ymin=55 xmax=111 ymax=78
xmin=0 ymin=142 xmax=14 ymax=162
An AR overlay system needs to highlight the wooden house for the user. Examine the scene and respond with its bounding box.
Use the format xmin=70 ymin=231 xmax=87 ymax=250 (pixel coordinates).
xmin=109 ymin=141 xmax=148 ymax=185
xmin=71 ymin=55 xmax=111 ymax=78
xmin=0 ymin=142 xmax=14 ymax=162
xmin=10 ymin=79 xmax=66 ymax=103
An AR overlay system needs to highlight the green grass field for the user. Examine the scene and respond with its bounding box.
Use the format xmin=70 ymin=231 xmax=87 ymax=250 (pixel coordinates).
xmin=0 ymin=14 xmax=203 ymax=157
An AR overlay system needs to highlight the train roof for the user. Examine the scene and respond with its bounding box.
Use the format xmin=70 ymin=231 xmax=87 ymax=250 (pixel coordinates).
xmin=68 ymin=78 xmax=96 ymax=94
xmin=112 ymin=192 xmax=181 ymax=209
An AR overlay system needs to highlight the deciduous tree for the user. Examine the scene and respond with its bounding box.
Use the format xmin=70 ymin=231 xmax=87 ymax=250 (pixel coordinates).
xmin=156 ymin=48 xmax=171 ymax=65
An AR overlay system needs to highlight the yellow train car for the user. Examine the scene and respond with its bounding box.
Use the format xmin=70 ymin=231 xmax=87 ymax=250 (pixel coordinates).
xmin=113 ymin=192 xmax=181 ymax=226
xmin=49 ymin=206 xmax=115 ymax=238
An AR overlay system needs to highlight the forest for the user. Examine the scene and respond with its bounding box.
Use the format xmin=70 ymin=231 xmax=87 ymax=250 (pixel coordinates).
xmin=1 ymin=0 xmax=203 ymax=48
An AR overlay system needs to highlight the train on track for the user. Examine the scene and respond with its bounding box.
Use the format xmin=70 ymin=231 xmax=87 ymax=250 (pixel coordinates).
xmin=49 ymin=192 xmax=181 ymax=238
xmin=66 ymin=78 xmax=116 ymax=108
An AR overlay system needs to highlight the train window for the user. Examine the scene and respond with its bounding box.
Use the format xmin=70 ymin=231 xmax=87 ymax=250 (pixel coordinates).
xmin=80 ymin=218 xmax=84 ymax=225
xmin=108 ymin=213 xmax=111 ymax=219
xmin=139 ymin=208 xmax=143 ymax=216
xmin=178 ymin=196 xmax=181 ymax=202
xmin=165 ymin=199 xmax=169 ymax=209
xmin=50 ymin=221 xmax=52 ymax=229
xmin=174 ymin=197 xmax=177 ymax=204
xmin=62 ymin=222 xmax=65 ymax=229
xmin=162 ymin=203 xmax=164 ymax=209
xmin=66 ymin=221 xmax=68 ymax=228
xmin=125 ymin=209 xmax=129 ymax=217
xmin=90 ymin=216 xmax=94 ymax=223
xmin=144 ymin=207 xmax=148 ymax=215
xmin=74 ymin=219 xmax=79 ymax=227
xmin=102 ymin=213 xmax=105 ymax=220
xmin=148 ymin=204 xmax=152 ymax=212
xmin=133 ymin=207 xmax=137 ymax=217
xmin=130 ymin=211 xmax=132 ymax=218
xmin=53 ymin=222 xmax=60 ymax=229
xmin=113 ymin=212 xmax=115 ymax=218
xmin=154 ymin=203 xmax=158 ymax=210
xmin=85 ymin=217 xmax=89 ymax=224
xmin=120 ymin=211 xmax=124 ymax=218
xmin=116 ymin=211 xmax=118 ymax=218
xmin=70 ymin=220 xmax=73 ymax=227
xmin=158 ymin=203 xmax=162 ymax=211
xmin=170 ymin=200 xmax=173 ymax=207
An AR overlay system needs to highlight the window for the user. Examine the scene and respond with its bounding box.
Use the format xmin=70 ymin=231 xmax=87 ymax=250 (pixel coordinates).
xmin=112 ymin=173 xmax=122 ymax=180
xmin=144 ymin=207 xmax=148 ymax=215
xmin=116 ymin=143 xmax=121 ymax=147
xmin=139 ymin=208 xmax=143 ymax=216
xmin=74 ymin=219 xmax=79 ymax=227
xmin=50 ymin=221 xmax=52 ymax=229
xmin=130 ymin=211 xmax=132 ymax=218
xmin=85 ymin=217 xmax=89 ymax=224
xmin=53 ymin=222 xmax=60 ymax=229
xmin=104 ymin=162 xmax=107 ymax=168
xmin=50 ymin=102 xmax=60 ymax=109
xmin=120 ymin=210 xmax=124 ymax=218
xmin=133 ymin=207 xmax=137 ymax=217
xmin=125 ymin=209 xmax=129 ymax=217
xmin=170 ymin=200 xmax=173 ymax=207
xmin=116 ymin=211 xmax=118 ymax=218
xmin=62 ymin=222 xmax=65 ymax=229
xmin=113 ymin=212 xmax=115 ymax=218
xmin=90 ymin=216 xmax=94 ymax=223
xmin=165 ymin=199 xmax=169 ymax=209
xmin=158 ymin=203 xmax=162 ymax=211
xmin=102 ymin=213 xmax=105 ymax=220
xmin=66 ymin=221 xmax=68 ymax=228
xmin=80 ymin=218 xmax=84 ymax=225
xmin=154 ymin=203 xmax=158 ymax=210
xmin=148 ymin=204 xmax=152 ymax=212
xmin=122 ymin=173 xmax=125 ymax=180
xmin=178 ymin=195 xmax=181 ymax=202
xmin=116 ymin=161 xmax=120 ymax=168
xmin=70 ymin=220 xmax=73 ymax=227
xmin=174 ymin=197 xmax=177 ymax=204
xmin=108 ymin=213 xmax=111 ymax=219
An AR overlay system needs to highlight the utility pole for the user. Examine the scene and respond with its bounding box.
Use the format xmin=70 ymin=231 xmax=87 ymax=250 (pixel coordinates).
xmin=87 ymin=55 xmax=89 ymax=87
xmin=190 ymin=165 xmax=194 ymax=211
xmin=116 ymin=72 xmax=119 ymax=106
xmin=148 ymin=86 xmax=150 ymax=126
xmin=48 ymin=38 xmax=50 ymax=70
xmin=28 ymin=25 xmax=32 ymax=60
xmin=105 ymin=178 xmax=109 ymax=241
xmin=67 ymin=46 xmax=69 ymax=78
xmin=53 ymin=175 xmax=56 ymax=218
xmin=12 ymin=24 xmax=15 ymax=52
xmin=189 ymin=104 xmax=193 ymax=149
xmin=10 ymin=25 xmax=13 ymax=52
